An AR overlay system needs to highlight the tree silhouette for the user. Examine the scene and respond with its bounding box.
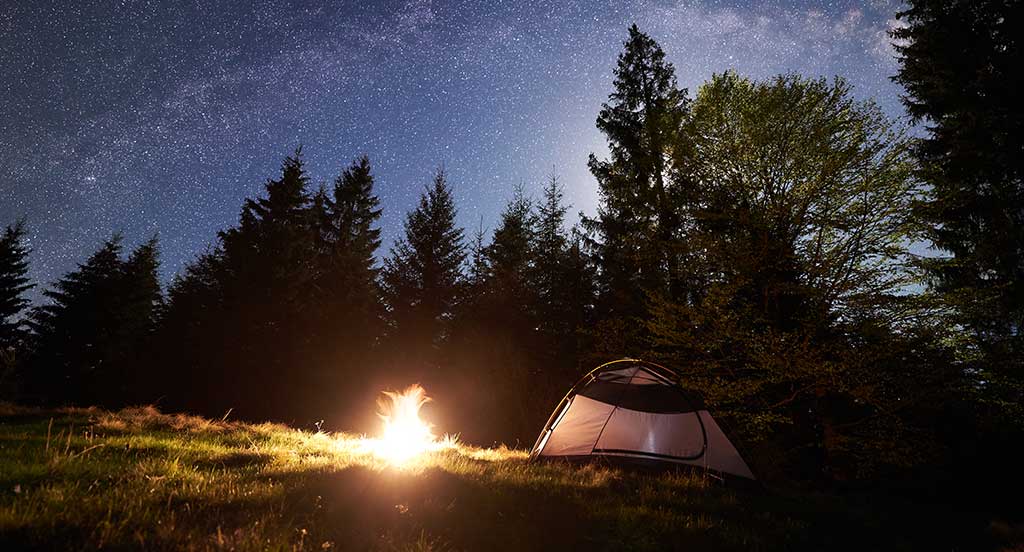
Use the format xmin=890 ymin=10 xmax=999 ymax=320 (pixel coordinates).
xmin=647 ymin=72 xmax=933 ymax=480
xmin=584 ymin=24 xmax=689 ymax=325
xmin=893 ymin=0 xmax=1023 ymax=409
xmin=29 ymin=236 xmax=161 ymax=406
xmin=0 ymin=220 xmax=33 ymax=350
xmin=581 ymin=25 xmax=690 ymax=360
xmin=0 ymin=220 xmax=34 ymax=398
xmin=313 ymin=156 xmax=383 ymax=353
xmin=382 ymin=169 xmax=466 ymax=375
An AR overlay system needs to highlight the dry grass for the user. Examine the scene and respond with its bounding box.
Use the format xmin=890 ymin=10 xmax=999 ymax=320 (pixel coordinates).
xmin=0 ymin=404 xmax=996 ymax=551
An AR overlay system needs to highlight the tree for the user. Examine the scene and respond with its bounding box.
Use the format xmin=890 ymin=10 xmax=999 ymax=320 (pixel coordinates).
xmin=382 ymin=169 xmax=466 ymax=373
xmin=207 ymin=149 xmax=314 ymax=419
xmin=155 ymin=250 xmax=227 ymax=413
xmin=528 ymin=176 xmax=594 ymax=383
xmin=219 ymin=149 xmax=314 ymax=317
xmin=893 ymin=0 xmax=1024 ymax=410
xmin=159 ymin=150 xmax=319 ymax=421
xmin=465 ymin=217 xmax=489 ymax=299
xmin=458 ymin=187 xmax=540 ymax=438
xmin=0 ymin=220 xmax=34 ymax=398
xmin=0 ymin=220 xmax=33 ymax=349
xmin=29 ymin=235 xmax=161 ymax=407
xmin=115 ymin=237 xmax=162 ymax=402
xmin=484 ymin=185 xmax=535 ymax=312
xmin=314 ymin=156 xmax=384 ymax=352
xmin=584 ymin=24 xmax=688 ymax=329
xmin=647 ymin=72 xmax=933 ymax=480
xmin=531 ymin=175 xmax=568 ymax=334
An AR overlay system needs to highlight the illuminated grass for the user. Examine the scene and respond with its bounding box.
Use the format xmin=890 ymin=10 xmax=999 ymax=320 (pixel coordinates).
xmin=0 ymin=405 xmax=970 ymax=551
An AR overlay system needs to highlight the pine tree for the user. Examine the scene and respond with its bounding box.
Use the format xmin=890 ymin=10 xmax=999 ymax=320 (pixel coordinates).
xmin=484 ymin=185 xmax=535 ymax=303
xmin=158 ymin=150 xmax=388 ymax=423
xmin=303 ymin=156 xmax=385 ymax=419
xmin=220 ymin=149 xmax=314 ymax=313
xmin=0 ymin=220 xmax=34 ymax=398
xmin=30 ymin=236 xmax=124 ymax=404
xmin=531 ymin=175 xmax=568 ymax=334
xmin=215 ymin=149 xmax=316 ymax=419
xmin=119 ymin=237 xmax=161 ymax=338
xmin=155 ymin=250 xmax=227 ymax=413
xmin=317 ymin=156 xmax=383 ymax=348
xmin=29 ymin=235 xmax=160 ymax=407
xmin=462 ymin=217 xmax=489 ymax=313
xmin=893 ymin=0 xmax=1023 ymax=404
xmin=467 ymin=218 xmax=489 ymax=289
xmin=0 ymin=220 xmax=33 ymax=349
xmin=562 ymin=228 xmax=595 ymax=342
xmin=583 ymin=24 xmax=688 ymax=338
xmin=382 ymin=168 xmax=466 ymax=371
xmin=533 ymin=183 xmax=598 ymax=403
xmin=114 ymin=237 xmax=162 ymax=403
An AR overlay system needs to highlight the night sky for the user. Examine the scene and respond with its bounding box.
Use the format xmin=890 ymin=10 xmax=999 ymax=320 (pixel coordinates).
xmin=1 ymin=0 xmax=908 ymax=300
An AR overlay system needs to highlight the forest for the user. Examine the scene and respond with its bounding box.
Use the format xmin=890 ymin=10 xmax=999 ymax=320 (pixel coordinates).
xmin=1 ymin=1 xmax=1020 ymax=507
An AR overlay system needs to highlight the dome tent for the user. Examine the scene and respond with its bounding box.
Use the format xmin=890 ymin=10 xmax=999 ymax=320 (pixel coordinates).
xmin=530 ymin=359 xmax=755 ymax=480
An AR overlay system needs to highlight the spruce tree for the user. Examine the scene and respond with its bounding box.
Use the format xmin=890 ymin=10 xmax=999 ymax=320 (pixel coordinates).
xmin=119 ymin=237 xmax=161 ymax=338
xmin=114 ymin=237 xmax=162 ymax=402
xmin=484 ymin=185 xmax=535 ymax=303
xmin=318 ymin=156 xmax=383 ymax=348
xmin=215 ymin=149 xmax=316 ymax=419
xmin=155 ymin=250 xmax=227 ymax=413
xmin=220 ymin=149 xmax=314 ymax=312
xmin=893 ymin=0 xmax=1023 ymax=402
xmin=530 ymin=175 xmax=569 ymax=337
xmin=0 ymin=220 xmax=33 ymax=398
xmin=462 ymin=217 xmax=489 ymax=313
xmin=468 ymin=219 xmax=488 ymax=288
xmin=29 ymin=235 xmax=161 ymax=406
xmin=583 ymin=24 xmax=688 ymax=347
xmin=382 ymin=169 xmax=466 ymax=370
xmin=474 ymin=187 xmax=539 ymax=437
xmin=0 ymin=220 xmax=33 ymax=349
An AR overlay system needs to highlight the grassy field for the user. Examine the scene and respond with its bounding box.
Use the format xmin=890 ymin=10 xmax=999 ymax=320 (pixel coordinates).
xmin=0 ymin=404 xmax=1012 ymax=551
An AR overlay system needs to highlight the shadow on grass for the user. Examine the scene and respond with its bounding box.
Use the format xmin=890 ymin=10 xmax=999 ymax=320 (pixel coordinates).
xmin=0 ymin=407 xmax=988 ymax=551
xmin=278 ymin=465 xmax=590 ymax=551
xmin=191 ymin=450 xmax=276 ymax=471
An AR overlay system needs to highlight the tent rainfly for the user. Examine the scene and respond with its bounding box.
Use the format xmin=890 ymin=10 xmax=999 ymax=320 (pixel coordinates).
xmin=530 ymin=358 xmax=755 ymax=480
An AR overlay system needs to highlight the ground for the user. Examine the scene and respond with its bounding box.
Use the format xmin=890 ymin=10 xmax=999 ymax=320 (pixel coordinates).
xmin=0 ymin=404 xmax=1010 ymax=551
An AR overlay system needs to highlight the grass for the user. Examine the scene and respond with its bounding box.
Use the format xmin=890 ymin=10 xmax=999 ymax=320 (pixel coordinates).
xmin=0 ymin=404 xmax=1011 ymax=551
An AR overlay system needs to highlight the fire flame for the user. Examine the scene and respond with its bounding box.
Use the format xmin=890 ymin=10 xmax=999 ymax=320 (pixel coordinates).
xmin=373 ymin=384 xmax=439 ymax=465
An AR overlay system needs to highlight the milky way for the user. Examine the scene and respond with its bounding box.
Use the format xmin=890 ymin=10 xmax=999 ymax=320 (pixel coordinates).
xmin=1 ymin=0 xmax=907 ymax=300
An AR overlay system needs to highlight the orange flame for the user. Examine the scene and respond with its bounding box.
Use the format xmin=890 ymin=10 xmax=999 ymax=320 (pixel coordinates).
xmin=374 ymin=384 xmax=437 ymax=464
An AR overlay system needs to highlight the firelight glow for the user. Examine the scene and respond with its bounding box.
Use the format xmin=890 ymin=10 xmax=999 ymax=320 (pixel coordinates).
xmin=369 ymin=384 xmax=444 ymax=465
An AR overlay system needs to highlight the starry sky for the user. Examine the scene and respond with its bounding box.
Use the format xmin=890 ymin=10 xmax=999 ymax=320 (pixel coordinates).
xmin=1 ymin=0 xmax=909 ymax=300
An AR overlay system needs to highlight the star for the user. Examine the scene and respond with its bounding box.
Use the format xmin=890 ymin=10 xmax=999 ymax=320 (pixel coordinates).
xmin=0 ymin=0 xmax=907 ymax=297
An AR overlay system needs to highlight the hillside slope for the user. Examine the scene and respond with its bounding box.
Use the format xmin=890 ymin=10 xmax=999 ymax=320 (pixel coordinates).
xmin=0 ymin=405 xmax=997 ymax=551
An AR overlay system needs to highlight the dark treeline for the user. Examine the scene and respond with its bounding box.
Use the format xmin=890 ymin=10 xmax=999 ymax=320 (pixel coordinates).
xmin=1 ymin=2 xmax=1021 ymax=499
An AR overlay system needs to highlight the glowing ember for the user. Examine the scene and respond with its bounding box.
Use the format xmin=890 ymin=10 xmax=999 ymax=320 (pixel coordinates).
xmin=373 ymin=384 xmax=439 ymax=465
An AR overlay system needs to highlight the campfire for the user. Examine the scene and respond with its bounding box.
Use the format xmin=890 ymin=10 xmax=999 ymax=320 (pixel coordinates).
xmin=365 ymin=384 xmax=452 ymax=465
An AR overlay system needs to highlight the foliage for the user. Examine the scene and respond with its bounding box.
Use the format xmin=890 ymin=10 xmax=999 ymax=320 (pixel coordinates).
xmin=0 ymin=220 xmax=33 ymax=350
xmin=382 ymin=169 xmax=466 ymax=372
xmin=157 ymin=151 xmax=385 ymax=424
xmin=311 ymin=156 xmax=385 ymax=361
xmin=893 ymin=0 xmax=1024 ymax=417
xmin=583 ymin=24 xmax=689 ymax=328
xmin=29 ymin=235 xmax=161 ymax=407
xmin=4 ymin=19 xmax=1021 ymax=499
xmin=0 ymin=220 xmax=34 ymax=399
xmin=647 ymin=72 xmax=934 ymax=479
